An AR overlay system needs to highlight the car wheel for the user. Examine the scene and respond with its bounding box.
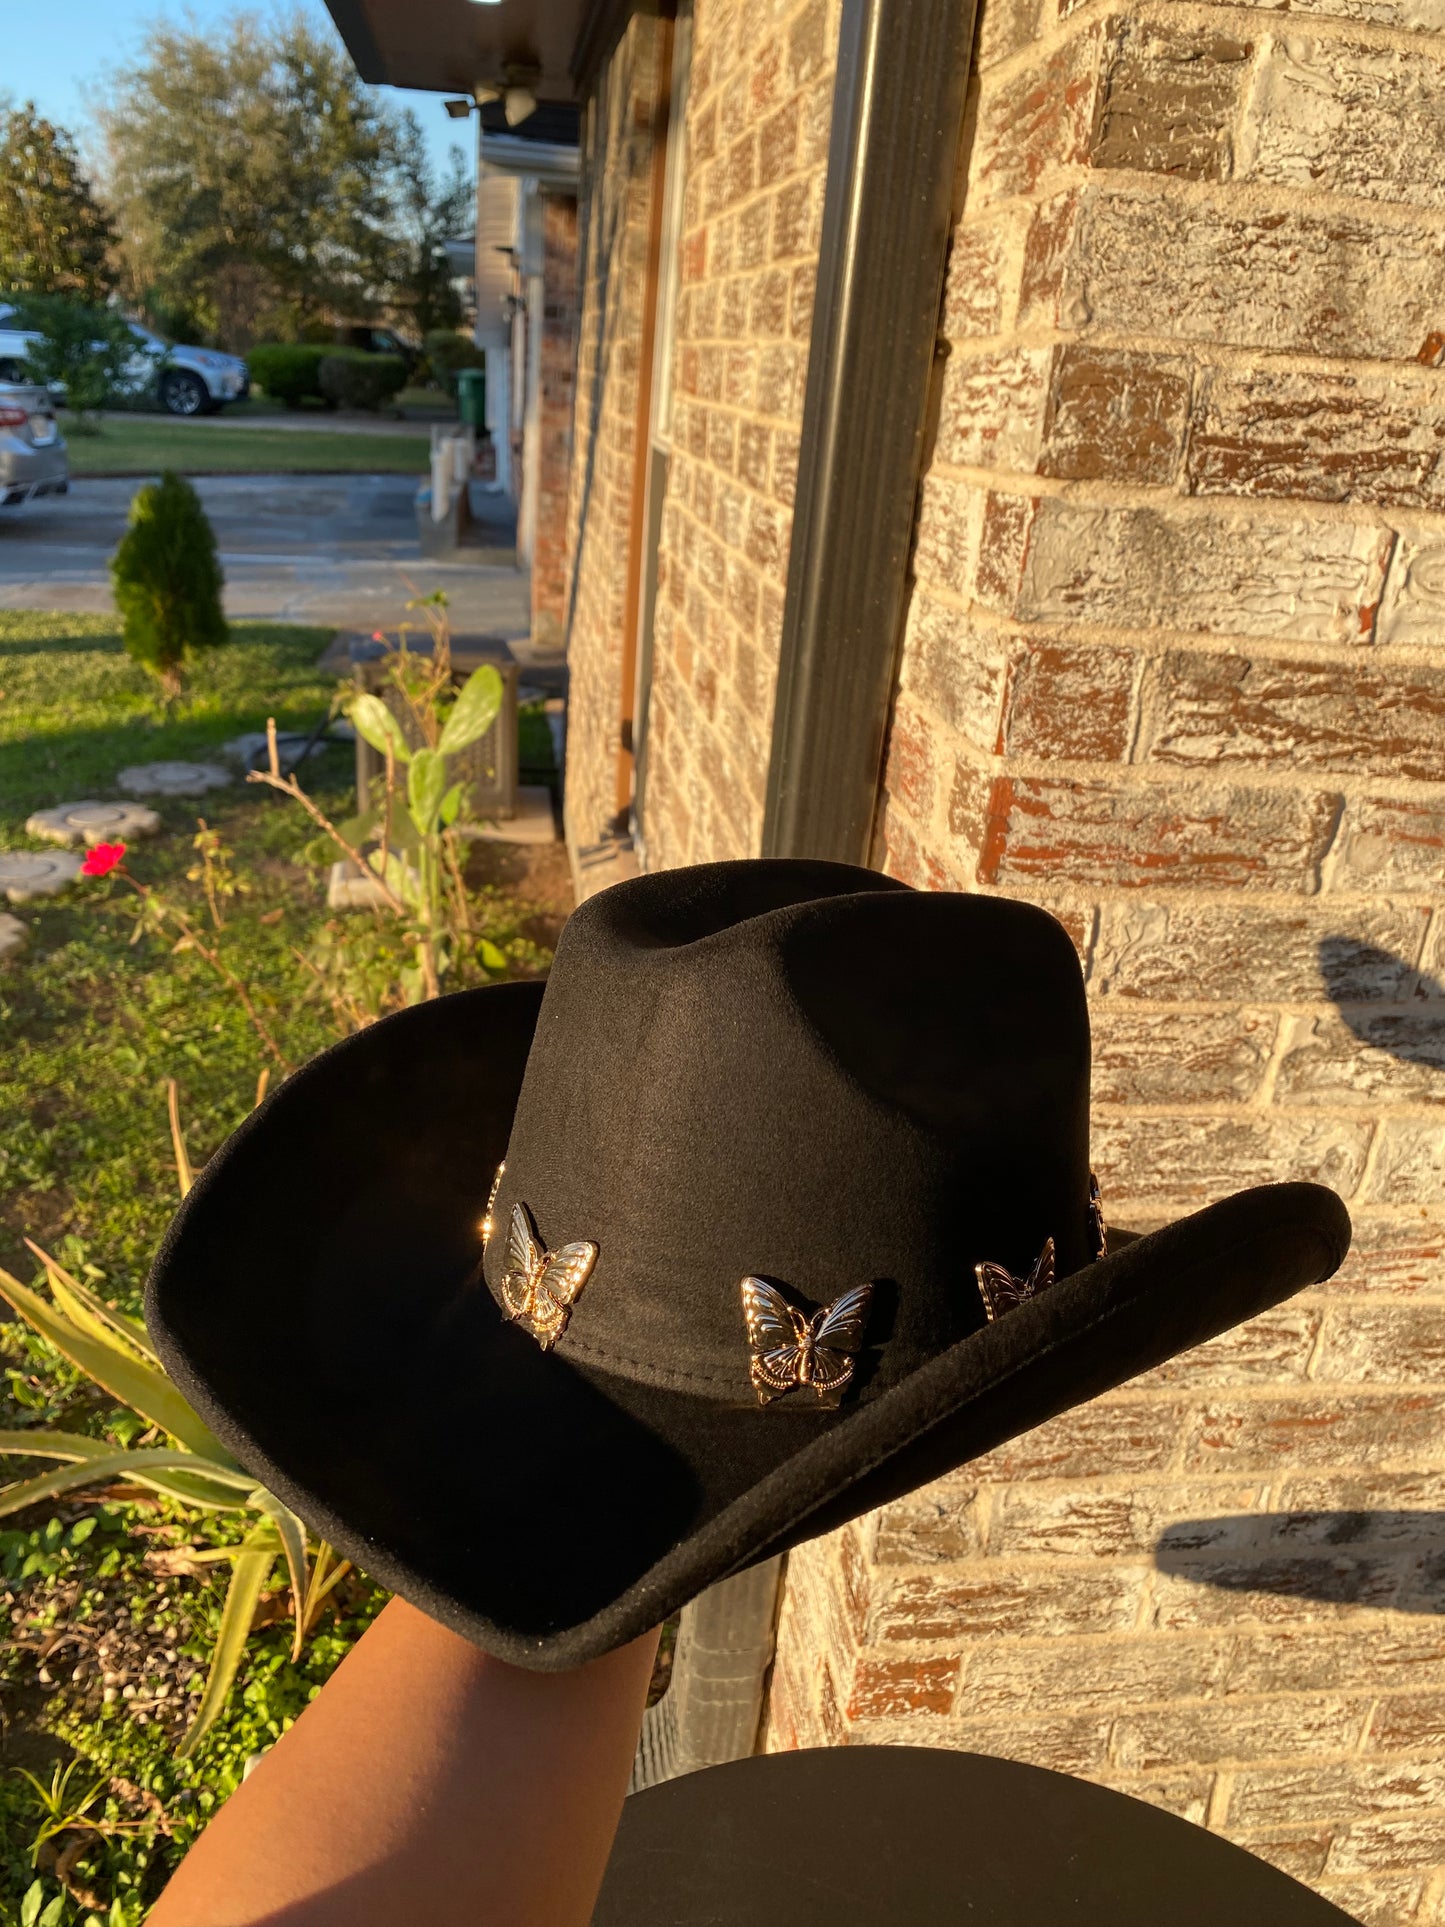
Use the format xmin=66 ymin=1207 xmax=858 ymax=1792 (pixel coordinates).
xmin=160 ymin=371 xmax=208 ymax=416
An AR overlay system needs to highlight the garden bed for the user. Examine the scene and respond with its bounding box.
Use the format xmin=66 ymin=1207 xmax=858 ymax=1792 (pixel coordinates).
xmin=0 ymin=611 xmax=568 ymax=1920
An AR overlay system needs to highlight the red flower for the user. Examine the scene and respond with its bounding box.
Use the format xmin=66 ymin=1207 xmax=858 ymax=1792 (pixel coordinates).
xmin=81 ymin=841 xmax=126 ymax=878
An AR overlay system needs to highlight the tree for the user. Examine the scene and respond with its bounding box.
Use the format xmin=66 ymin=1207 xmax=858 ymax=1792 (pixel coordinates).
xmin=102 ymin=14 xmax=398 ymax=348
xmin=111 ymin=473 xmax=228 ymax=698
xmin=388 ymin=116 xmax=474 ymax=339
xmin=0 ymin=102 xmax=118 ymax=302
xmin=14 ymin=293 xmax=136 ymax=423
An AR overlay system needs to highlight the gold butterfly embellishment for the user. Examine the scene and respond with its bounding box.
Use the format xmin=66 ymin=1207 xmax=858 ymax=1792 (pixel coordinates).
xmin=501 ymin=1202 xmax=598 ymax=1351
xmin=975 ymin=1238 xmax=1056 ymax=1323
xmin=740 ymin=1278 xmax=873 ymax=1406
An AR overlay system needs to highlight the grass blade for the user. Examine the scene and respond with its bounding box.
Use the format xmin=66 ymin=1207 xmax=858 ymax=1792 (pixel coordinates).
xmin=0 ymin=1430 xmax=249 ymax=1510
xmin=176 ymin=1525 xmax=278 ymax=1759
xmin=167 ymin=1078 xmax=194 ymax=1199
xmin=0 ymin=1263 xmax=234 ymax=1464
xmin=0 ymin=1429 xmax=116 ymax=1462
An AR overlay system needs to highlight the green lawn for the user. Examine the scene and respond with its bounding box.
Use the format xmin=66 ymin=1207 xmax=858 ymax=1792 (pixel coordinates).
xmin=65 ymin=417 xmax=433 ymax=477
xmin=0 ymin=611 xmax=552 ymax=1918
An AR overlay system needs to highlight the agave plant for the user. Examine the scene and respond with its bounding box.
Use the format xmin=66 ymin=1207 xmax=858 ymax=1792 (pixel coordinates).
xmin=0 ymin=1084 xmax=349 ymax=1757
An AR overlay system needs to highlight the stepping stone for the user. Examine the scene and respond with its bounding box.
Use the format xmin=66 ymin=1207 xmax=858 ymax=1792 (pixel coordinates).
xmin=0 ymin=850 xmax=83 ymax=902
xmin=25 ymin=801 xmax=162 ymax=847
xmin=117 ymin=761 xmax=232 ymax=798
xmin=326 ymin=856 xmax=416 ymax=911
xmin=0 ymin=912 xmax=27 ymax=963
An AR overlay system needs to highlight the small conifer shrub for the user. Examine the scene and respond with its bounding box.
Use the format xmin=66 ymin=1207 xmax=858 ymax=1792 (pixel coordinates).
xmin=110 ymin=471 xmax=227 ymax=697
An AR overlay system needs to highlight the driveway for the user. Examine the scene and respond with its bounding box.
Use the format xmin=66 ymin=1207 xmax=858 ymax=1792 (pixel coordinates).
xmin=0 ymin=474 xmax=533 ymax=641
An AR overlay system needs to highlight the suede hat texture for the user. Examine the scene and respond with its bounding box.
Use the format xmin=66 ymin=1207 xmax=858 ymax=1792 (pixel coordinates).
xmin=146 ymin=859 xmax=1352 ymax=1668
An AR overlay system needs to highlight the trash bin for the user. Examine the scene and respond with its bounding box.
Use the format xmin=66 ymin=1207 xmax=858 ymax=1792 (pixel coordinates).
xmin=456 ymin=365 xmax=487 ymax=428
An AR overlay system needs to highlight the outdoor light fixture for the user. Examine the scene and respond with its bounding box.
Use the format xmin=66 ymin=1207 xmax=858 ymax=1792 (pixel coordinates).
xmin=503 ymin=86 xmax=537 ymax=125
xmin=443 ymin=98 xmax=474 ymax=118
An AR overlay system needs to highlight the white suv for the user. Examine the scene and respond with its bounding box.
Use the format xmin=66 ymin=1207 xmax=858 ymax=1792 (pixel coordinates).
xmin=0 ymin=309 xmax=249 ymax=415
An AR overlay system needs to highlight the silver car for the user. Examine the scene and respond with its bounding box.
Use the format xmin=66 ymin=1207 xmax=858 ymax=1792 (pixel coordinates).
xmin=0 ymin=381 xmax=68 ymax=507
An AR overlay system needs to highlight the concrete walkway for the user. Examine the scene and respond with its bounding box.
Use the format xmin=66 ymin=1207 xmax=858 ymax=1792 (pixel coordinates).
xmin=80 ymin=409 xmax=452 ymax=437
xmin=0 ymin=473 xmax=532 ymax=638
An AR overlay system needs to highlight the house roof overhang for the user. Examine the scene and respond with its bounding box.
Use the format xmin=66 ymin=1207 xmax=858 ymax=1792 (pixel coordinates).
xmin=322 ymin=0 xmax=626 ymax=99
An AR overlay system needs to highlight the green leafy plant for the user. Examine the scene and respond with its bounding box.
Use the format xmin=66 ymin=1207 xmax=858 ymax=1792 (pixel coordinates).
xmin=14 ymin=294 xmax=135 ymax=425
xmin=317 ymin=350 xmax=406 ymax=413
xmin=0 ymin=1091 xmax=351 ymax=1758
xmin=244 ymin=343 xmax=328 ymax=407
xmin=250 ymin=592 xmax=504 ymax=1004
xmin=109 ymin=472 xmax=227 ymax=699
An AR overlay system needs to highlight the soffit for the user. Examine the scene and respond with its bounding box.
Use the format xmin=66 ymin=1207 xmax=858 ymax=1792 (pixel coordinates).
xmin=323 ymin=0 xmax=593 ymax=97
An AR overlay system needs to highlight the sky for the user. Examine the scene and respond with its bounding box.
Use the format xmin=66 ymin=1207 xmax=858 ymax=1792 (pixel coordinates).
xmin=2 ymin=0 xmax=470 ymax=180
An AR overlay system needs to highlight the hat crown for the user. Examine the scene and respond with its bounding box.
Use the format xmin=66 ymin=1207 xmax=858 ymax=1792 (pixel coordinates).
xmin=486 ymin=861 xmax=1092 ymax=1405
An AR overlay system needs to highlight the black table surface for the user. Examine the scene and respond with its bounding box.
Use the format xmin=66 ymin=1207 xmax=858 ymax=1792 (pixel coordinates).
xmin=591 ymin=1746 xmax=1360 ymax=1926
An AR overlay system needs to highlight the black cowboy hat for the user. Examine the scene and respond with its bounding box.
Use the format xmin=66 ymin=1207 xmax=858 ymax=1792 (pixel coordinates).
xmin=592 ymin=1746 xmax=1357 ymax=1925
xmin=146 ymin=860 xmax=1350 ymax=1668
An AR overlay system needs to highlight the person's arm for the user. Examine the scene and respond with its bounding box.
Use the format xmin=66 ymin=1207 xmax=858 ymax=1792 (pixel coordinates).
xmin=149 ymin=1597 xmax=658 ymax=1927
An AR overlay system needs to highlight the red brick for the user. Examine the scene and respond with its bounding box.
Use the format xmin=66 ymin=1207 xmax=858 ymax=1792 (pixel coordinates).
xmin=1142 ymin=650 xmax=1445 ymax=785
xmin=1231 ymin=1828 xmax=1336 ymax=1884
xmin=872 ymin=1562 xmax=1143 ymax=1642
xmin=1151 ymin=1555 xmax=1402 ymax=1628
xmin=1039 ymin=345 xmax=1191 ymax=485
xmin=958 ymin=768 xmax=1342 ymax=894
xmin=1275 ymin=1013 xmax=1445 ymax=1108
xmin=936 ymin=347 xmax=1051 ymax=473
xmin=1244 ymin=35 xmax=1445 ymax=211
xmin=1184 ymin=1393 xmax=1445 ymax=1473
xmin=1006 ymin=497 xmax=1392 ymax=645
xmin=969 ymin=1395 xmax=1189 ymax=1482
xmin=989 ymin=1479 xmax=1271 ymax=1559
xmin=1370 ymin=1694 xmax=1445 ymax=1756
xmin=870 ymin=1476 xmax=982 ymax=1568
xmin=1090 ymin=1006 xmax=1276 ymax=1104
xmin=1230 ymin=1760 xmax=1445 ymax=1833
xmin=974 ymin=30 xmax=1103 ymax=204
xmin=1189 ymin=366 xmax=1445 ymax=510
xmin=1090 ymin=1110 xmax=1372 ymax=1205
xmin=1002 ymin=637 xmax=1137 ymax=761
xmin=941 ymin=212 xmax=1026 ymax=340
xmin=1227 ymin=1622 xmax=1445 ymax=1698
xmin=884 ymin=699 xmax=938 ymax=822
xmin=1377 ymin=522 xmax=1445 ymax=645
xmin=757 ymin=100 xmax=799 ymax=186
xmin=1092 ymin=1769 xmax=1215 ymax=1825
xmin=959 ymin=1633 xmax=1234 ymax=1715
xmin=845 ymin=1655 xmax=961 ymax=1719
xmin=1089 ymin=901 xmax=1429 ymax=1004
xmin=1329 ymin=795 xmax=1445 ymax=896
xmin=1365 ymin=1120 xmax=1445 ymax=1206
xmin=1023 ymin=184 xmax=1445 ymax=365
xmin=975 ymin=0 xmax=1052 ymax=70
xmin=771 ymin=179 xmax=812 ymax=260
xmin=1113 ymin=1696 xmax=1370 ymax=1774
xmin=1314 ymin=1872 xmax=1428 ymax=1924
xmin=1317 ymin=1217 xmax=1445 ymax=1298
xmin=1328 ymin=1811 xmax=1445 ymax=1875
xmin=1091 ymin=21 xmax=1252 ymax=181
xmin=898 ymin=1714 xmax=1111 ymax=1775
xmin=787 ymin=0 xmax=830 ymax=86
xmin=896 ymin=598 xmax=1007 ymax=754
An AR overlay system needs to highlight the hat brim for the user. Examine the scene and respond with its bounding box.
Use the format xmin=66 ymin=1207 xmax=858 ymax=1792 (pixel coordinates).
xmin=146 ymin=982 xmax=1350 ymax=1669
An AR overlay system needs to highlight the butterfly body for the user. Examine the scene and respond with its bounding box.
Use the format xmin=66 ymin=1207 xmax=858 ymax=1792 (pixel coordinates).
xmin=740 ymin=1278 xmax=873 ymax=1405
xmin=501 ymin=1202 xmax=597 ymax=1351
xmin=975 ymin=1238 xmax=1056 ymax=1323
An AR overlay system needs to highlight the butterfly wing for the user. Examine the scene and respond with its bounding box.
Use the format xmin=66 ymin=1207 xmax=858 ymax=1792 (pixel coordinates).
xmin=975 ymin=1260 xmax=1025 ymax=1324
xmin=805 ymin=1282 xmax=873 ymax=1397
xmin=741 ymin=1277 xmax=807 ymax=1403
xmin=535 ymin=1241 xmax=599 ymax=1318
xmin=501 ymin=1202 xmax=543 ymax=1320
xmin=1028 ymin=1237 xmax=1057 ymax=1294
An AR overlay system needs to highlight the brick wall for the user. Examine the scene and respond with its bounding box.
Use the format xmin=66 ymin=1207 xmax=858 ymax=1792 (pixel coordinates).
xmin=766 ymin=2 xmax=1445 ymax=1920
xmin=563 ymin=15 xmax=666 ymax=850
xmin=638 ymin=0 xmax=839 ymax=868
xmin=533 ymin=192 xmax=579 ymax=652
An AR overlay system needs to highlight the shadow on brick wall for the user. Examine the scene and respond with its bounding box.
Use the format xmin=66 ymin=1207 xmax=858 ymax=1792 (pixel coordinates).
xmin=1155 ymin=1515 xmax=1445 ymax=1615
xmin=1319 ymin=939 xmax=1444 ymax=1061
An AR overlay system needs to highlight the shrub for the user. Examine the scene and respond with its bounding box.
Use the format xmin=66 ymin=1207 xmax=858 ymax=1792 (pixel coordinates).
xmin=245 ymin=342 xmax=328 ymax=407
xmin=423 ymin=329 xmax=485 ymax=398
xmin=110 ymin=471 xmax=227 ymax=698
xmin=13 ymin=293 xmax=137 ymax=421
xmin=317 ymin=349 xmax=406 ymax=412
